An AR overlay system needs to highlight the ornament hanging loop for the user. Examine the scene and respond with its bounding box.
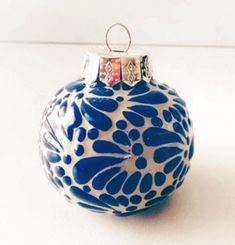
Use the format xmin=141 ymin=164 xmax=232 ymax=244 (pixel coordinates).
xmin=105 ymin=23 xmax=132 ymax=53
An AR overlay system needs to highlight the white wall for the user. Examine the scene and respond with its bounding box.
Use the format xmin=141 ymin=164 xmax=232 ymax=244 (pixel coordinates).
xmin=0 ymin=0 xmax=235 ymax=46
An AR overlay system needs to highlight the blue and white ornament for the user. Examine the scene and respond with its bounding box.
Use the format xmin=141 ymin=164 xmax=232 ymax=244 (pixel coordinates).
xmin=39 ymin=24 xmax=194 ymax=216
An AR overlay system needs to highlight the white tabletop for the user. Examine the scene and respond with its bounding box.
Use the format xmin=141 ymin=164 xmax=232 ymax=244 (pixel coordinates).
xmin=0 ymin=43 xmax=235 ymax=245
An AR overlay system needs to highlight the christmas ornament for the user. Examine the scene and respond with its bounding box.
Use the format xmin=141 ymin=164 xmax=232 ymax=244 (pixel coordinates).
xmin=39 ymin=23 xmax=194 ymax=216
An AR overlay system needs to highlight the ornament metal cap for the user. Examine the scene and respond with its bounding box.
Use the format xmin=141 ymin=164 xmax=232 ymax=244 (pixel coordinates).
xmin=81 ymin=23 xmax=153 ymax=87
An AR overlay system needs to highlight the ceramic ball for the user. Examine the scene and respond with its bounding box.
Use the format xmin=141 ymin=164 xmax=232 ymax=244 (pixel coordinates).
xmin=39 ymin=77 xmax=194 ymax=216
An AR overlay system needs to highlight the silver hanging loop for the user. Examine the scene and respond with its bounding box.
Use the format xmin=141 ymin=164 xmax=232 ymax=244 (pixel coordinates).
xmin=105 ymin=23 xmax=132 ymax=53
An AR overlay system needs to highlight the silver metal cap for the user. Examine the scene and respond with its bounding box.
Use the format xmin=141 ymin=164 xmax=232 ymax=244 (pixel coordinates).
xmin=81 ymin=23 xmax=153 ymax=87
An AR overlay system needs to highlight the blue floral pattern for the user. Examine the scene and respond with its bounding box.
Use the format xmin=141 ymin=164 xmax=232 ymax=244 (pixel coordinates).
xmin=39 ymin=78 xmax=194 ymax=215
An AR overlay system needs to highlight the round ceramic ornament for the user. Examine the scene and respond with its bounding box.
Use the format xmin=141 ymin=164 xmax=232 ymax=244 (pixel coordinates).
xmin=39 ymin=23 xmax=194 ymax=216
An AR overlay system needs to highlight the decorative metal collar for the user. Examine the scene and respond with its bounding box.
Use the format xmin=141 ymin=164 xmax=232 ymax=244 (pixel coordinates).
xmin=81 ymin=23 xmax=153 ymax=87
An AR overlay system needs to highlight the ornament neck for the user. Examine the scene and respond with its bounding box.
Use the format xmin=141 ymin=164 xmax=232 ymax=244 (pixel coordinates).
xmin=81 ymin=48 xmax=153 ymax=87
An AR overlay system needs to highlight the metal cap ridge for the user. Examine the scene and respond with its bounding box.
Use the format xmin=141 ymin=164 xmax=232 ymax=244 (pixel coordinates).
xmin=81 ymin=47 xmax=153 ymax=87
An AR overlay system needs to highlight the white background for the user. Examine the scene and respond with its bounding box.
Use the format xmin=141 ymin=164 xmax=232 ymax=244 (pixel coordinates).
xmin=0 ymin=1 xmax=235 ymax=245
xmin=1 ymin=0 xmax=235 ymax=46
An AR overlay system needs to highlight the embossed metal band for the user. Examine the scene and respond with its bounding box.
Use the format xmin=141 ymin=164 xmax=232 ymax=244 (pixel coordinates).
xmin=82 ymin=51 xmax=153 ymax=87
xmin=100 ymin=57 xmax=121 ymax=87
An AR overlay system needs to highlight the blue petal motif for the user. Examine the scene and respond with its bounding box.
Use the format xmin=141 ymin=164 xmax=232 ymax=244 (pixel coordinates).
xmin=128 ymin=129 xmax=140 ymax=141
xmin=122 ymin=82 xmax=132 ymax=91
xmin=122 ymin=172 xmax=141 ymax=194
xmin=154 ymin=172 xmax=166 ymax=186
xmin=163 ymin=110 xmax=172 ymax=122
xmin=123 ymin=111 xmax=144 ymax=127
xmin=106 ymin=171 xmax=128 ymax=194
xmin=173 ymin=104 xmax=186 ymax=117
xmin=130 ymin=195 xmax=142 ymax=204
xmin=173 ymin=161 xmax=184 ymax=178
xmin=151 ymin=116 xmax=163 ymax=127
xmin=113 ymin=83 xmax=121 ymax=90
xmin=128 ymin=81 xmax=150 ymax=96
xmin=179 ymin=165 xmax=187 ymax=181
xmin=129 ymin=91 xmax=168 ymax=104
xmin=173 ymin=98 xmax=186 ymax=107
xmin=92 ymin=167 xmax=121 ymax=190
xmin=47 ymin=151 xmax=61 ymax=163
xmin=158 ymin=84 xmax=168 ymax=90
xmin=89 ymin=87 xmax=114 ymax=96
xmin=73 ymin=156 xmax=126 ymax=184
xmin=63 ymin=155 xmax=72 ymax=164
xmin=126 ymin=206 xmax=137 ymax=212
xmin=77 ymin=127 xmax=86 ymax=142
xmin=81 ymin=100 xmax=112 ymax=131
xmin=116 ymin=195 xmax=129 ymax=206
xmin=140 ymin=173 xmax=153 ymax=193
xmin=112 ymin=130 xmax=131 ymax=146
xmin=173 ymin=122 xmax=186 ymax=138
xmin=128 ymin=105 xmax=158 ymax=117
xmin=70 ymin=186 xmax=112 ymax=209
xmin=54 ymin=177 xmax=63 ymax=188
xmin=93 ymin=140 xmax=129 ymax=154
xmin=143 ymin=127 xmax=184 ymax=146
xmin=169 ymin=107 xmax=181 ymax=122
xmin=65 ymin=81 xmax=86 ymax=92
xmin=99 ymin=194 xmax=119 ymax=206
xmin=164 ymin=156 xmax=182 ymax=174
xmin=189 ymin=137 xmax=194 ymax=160
xmin=59 ymin=101 xmax=68 ymax=116
xmin=144 ymin=190 xmax=157 ymax=200
xmin=182 ymin=119 xmax=189 ymax=132
xmin=161 ymin=186 xmax=175 ymax=196
xmin=154 ymin=146 xmax=183 ymax=163
xmin=86 ymin=98 xmax=118 ymax=112
xmin=67 ymin=102 xmax=82 ymax=141
xmin=43 ymin=136 xmax=59 ymax=153
xmin=168 ymin=90 xmax=178 ymax=96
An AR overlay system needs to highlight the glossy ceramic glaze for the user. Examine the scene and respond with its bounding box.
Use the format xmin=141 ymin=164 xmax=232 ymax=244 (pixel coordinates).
xmin=39 ymin=77 xmax=194 ymax=216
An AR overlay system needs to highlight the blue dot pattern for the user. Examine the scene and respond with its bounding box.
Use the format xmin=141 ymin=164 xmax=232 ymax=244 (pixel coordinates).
xmin=39 ymin=78 xmax=194 ymax=215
